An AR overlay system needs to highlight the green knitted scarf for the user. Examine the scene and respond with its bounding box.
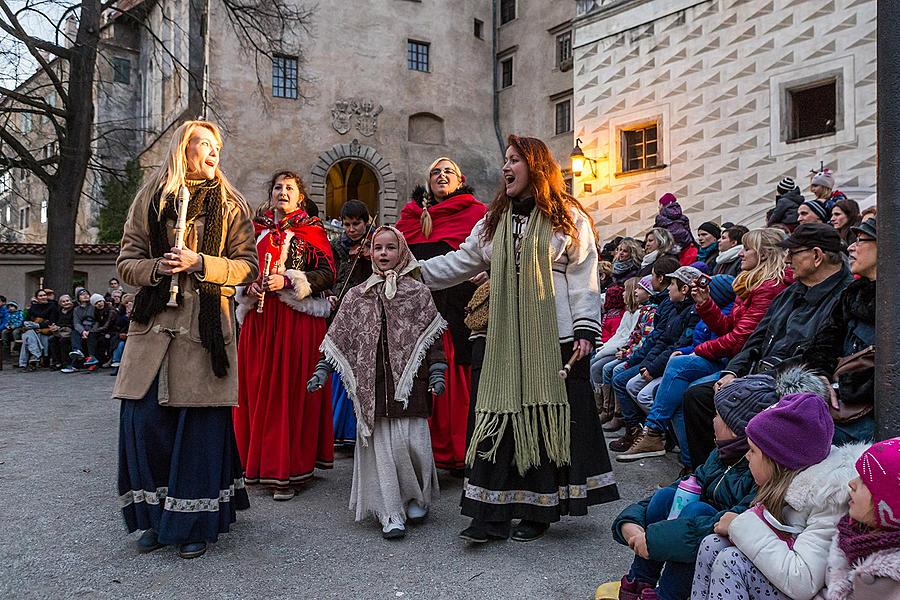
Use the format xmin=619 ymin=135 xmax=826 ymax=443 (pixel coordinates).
xmin=467 ymin=208 xmax=570 ymax=475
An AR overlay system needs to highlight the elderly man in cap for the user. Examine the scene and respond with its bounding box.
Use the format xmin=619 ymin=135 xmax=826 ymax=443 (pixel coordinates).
xmin=800 ymin=218 xmax=877 ymax=444
xmin=682 ymin=223 xmax=853 ymax=466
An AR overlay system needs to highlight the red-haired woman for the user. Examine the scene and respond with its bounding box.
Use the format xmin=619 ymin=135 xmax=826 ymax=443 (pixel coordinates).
xmin=396 ymin=158 xmax=487 ymax=472
xmin=234 ymin=171 xmax=336 ymax=501
xmin=420 ymin=136 xmax=619 ymax=542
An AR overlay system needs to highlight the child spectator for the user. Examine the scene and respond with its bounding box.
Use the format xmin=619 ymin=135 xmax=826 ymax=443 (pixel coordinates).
xmin=601 ymin=285 xmax=626 ymax=344
xmin=692 ymin=393 xmax=866 ymax=600
xmin=593 ymin=277 xmax=640 ymax=420
xmin=600 ymin=375 xmax=778 ymax=600
xmin=767 ymin=177 xmax=804 ymax=230
xmin=655 ymin=194 xmax=697 ymax=265
xmin=308 ymin=226 xmax=447 ymax=540
xmin=3 ymin=300 xmax=24 ymax=355
xmin=821 ymin=437 xmax=900 ymax=599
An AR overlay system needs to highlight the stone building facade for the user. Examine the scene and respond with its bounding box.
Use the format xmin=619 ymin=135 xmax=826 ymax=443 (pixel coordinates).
xmin=572 ymin=0 xmax=877 ymax=241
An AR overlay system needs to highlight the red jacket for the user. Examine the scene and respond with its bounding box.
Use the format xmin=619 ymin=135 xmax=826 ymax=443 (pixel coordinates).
xmin=601 ymin=311 xmax=623 ymax=342
xmin=694 ymin=278 xmax=787 ymax=360
xmin=678 ymin=244 xmax=698 ymax=266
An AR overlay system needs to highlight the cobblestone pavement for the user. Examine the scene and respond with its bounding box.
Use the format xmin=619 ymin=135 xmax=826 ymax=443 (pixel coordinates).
xmin=0 ymin=367 xmax=680 ymax=600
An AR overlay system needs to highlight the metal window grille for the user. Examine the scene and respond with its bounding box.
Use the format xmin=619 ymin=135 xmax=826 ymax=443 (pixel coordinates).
xmin=407 ymin=41 xmax=430 ymax=72
xmin=555 ymin=100 xmax=572 ymax=135
xmin=272 ymin=55 xmax=298 ymax=99
xmin=622 ymin=125 xmax=659 ymax=172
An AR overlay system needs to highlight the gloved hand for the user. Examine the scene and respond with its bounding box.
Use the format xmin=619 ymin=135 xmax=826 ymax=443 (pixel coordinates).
xmin=307 ymin=359 xmax=333 ymax=392
xmin=428 ymin=362 xmax=448 ymax=396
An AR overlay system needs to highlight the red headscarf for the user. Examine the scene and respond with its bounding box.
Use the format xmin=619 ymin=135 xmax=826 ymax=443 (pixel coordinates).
xmin=254 ymin=209 xmax=334 ymax=275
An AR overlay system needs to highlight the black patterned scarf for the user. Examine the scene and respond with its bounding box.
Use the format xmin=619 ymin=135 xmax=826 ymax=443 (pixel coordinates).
xmin=131 ymin=179 xmax=229 ymax=377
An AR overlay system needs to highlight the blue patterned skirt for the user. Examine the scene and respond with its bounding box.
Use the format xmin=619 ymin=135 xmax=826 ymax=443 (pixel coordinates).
xmin=331 ymin=372 xmax=357 ymax=447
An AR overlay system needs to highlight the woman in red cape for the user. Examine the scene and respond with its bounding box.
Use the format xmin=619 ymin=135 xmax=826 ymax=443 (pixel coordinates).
xmin=234 ymin=171 xmax=336 ymax=500
xmin=395 ymin=157 xmax=487 ymax=471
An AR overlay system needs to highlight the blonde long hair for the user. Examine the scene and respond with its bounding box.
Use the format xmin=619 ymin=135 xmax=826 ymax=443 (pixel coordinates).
xmin=624 ymin=277 xmax=640 ymax=312
xmin=754 ymin=455 xmax=802 ymax=522
xmin=132 ymin=120 xmax=247 ymax=212
xmin=733 ymin=228 xmax=787 ymax=298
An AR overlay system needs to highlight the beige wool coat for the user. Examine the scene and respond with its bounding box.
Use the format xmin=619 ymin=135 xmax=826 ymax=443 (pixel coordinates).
xmin=112 ymin=189 xmax=258 ymax=407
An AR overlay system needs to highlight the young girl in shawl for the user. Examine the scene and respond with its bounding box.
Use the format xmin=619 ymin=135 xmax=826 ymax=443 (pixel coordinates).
xmin=308 ymin=226 xmax=448 ymax=539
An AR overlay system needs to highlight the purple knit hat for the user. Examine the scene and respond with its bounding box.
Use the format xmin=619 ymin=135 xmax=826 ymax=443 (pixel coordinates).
xmin=745 ymin=393 xmax=834 ymax=471
xmin=855 ymin=437 xmax=900 ymax=530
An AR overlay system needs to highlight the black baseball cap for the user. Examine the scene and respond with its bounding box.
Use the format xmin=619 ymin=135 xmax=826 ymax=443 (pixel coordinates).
xmin=778 ymin=223 xmax=843 ymax=253
xmin=851 ymin=218 xmax=876 ymax=240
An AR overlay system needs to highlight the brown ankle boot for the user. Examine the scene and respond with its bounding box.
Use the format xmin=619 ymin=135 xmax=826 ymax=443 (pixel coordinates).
xmin=602 ymin=395 xmax=624 ymax=432
xmin=608 ymin=424 xmax=641 ymax=452
xmin=598 ymin=384 xmax=614 ymax=424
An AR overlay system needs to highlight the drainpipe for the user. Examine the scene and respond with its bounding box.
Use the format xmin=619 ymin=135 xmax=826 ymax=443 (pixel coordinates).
xmin=491 ymin=0 xmax=505 ymax=155
xmin=876 ymin=0 xmax=900 ymax=439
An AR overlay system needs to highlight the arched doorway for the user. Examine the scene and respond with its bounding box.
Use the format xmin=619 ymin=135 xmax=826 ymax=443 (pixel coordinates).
xmin=325 ymin=160 xmax=379 ymax=220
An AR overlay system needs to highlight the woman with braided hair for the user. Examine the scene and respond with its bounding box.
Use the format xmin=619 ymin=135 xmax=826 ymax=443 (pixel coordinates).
xmin=420 ymin=136 xmax=619 ymax=543
xmin=396 ymin=157 xmax=486 ymax=473
xmin=233 ymin=171 xmax=336 ymax=501
xmin=114 ymin=121 xmax=258 ymax=559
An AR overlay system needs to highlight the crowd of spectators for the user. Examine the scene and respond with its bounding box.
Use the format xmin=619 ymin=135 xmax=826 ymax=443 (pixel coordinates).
xmin=1 ymin=277 xmax=132 ymax=375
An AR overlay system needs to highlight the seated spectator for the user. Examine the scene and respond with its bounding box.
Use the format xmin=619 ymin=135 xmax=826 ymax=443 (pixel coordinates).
xmin=49 ymin=294 xmax=74 ymax=370
xmin=613 ymin=237 xmax=644 ymax=285
xmin=600 ymin=375 xmax=777 ymax=600
xmin=696 ymin=222 xmax=720 ymax=270
xmin=638 ymin=228 xmax=678 ymax=277
xmin=810 ymin=168 xmax=837 ymax=207
xmin=598 ymin=260 xmax=613 ymax=293
xmin=18 ymin=289 xmax=58 ymax=369
xmin=829 ymin=198 xmax=861 ymax=247
xmin=616 ymin=272 xmax=735 ymax=464
xmin=682 ymin=223 xmax=852 ymax=467
xmin=105 ymin=277 xmax=121 ymax=301
xmin=69 ymin=290 xmax=96 ymax=368
xmin=609 ymin=261 xmax=698 ymax=454
xmin=767 ymin=177 xmax=804 ymax=230
xmin=799 ymin=198 xmax=831 ymax=225
xmin=594 ymin=278 xmax=641 ymax=419
xmin=0 ymin=295 xmax=7 ymax=333
xmin=109 ymin=289 xmax=124 ymax=313
xmin=600 ymin=236 xmax=624 ymax=263
xmin=599 ymin=276 xmax=659 ymax=433
xmin=821 ymin=437 xmax=900 ymax=600
xmin=109 ymin=293 xmax=133 ymax=375
xmin=801 ymin=218 xmax=876 ymax=445
xmin=713 ymin=225 xmax=749 ymax=278
xmin=91 ymin=295 xmax=116 ymax=368
xmin=655 ymin=193 xmax=697 ymax=265
xmin=3 ymin=300 xmax=24 ymax=355
xmin=600 ymin=285 xmax=626 ymax=344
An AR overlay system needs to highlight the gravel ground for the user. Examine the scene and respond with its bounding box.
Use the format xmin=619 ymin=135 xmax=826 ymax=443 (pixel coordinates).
xmin=0 ymin=367 xmax=680 ymax=600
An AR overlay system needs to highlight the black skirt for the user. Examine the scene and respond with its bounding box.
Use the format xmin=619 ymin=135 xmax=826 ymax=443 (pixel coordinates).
xmin=461 ymin=340 xmax=619 ymax=524
xmin=118 ymin=377 xmax=250 ymax=545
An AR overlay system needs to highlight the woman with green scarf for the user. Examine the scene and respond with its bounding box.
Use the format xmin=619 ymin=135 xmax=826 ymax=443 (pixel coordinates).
xmin=420 ymin=135 xmax=619 ymax=543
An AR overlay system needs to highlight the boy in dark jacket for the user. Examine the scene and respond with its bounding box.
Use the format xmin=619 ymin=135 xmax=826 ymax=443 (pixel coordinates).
xmin=766 ymin=176 xmax=804 ymax=230
xmin=611 ymin=266 xmax=702 ymax=456
xmin=598 ymin=376 xmax=777 ymax=600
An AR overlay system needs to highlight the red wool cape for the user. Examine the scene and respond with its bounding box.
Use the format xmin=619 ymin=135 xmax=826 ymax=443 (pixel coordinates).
xmin=396 ymin=193 xmax=486 ymax=250
xmin=234 ymin=211 xmax=335 ymax=488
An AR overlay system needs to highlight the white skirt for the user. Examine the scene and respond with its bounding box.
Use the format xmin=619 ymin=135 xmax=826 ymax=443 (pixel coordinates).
xmin=350 ymin=417 xmax=439 ymax=525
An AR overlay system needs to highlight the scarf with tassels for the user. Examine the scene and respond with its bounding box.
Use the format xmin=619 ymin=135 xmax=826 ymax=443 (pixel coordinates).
xmin=320 ymin=226 xmax=447 ymax=441
xmin=468 ymin=208 xmax=570 ymax=475
xmin=131 ymin=178 xmax=229 ymax=377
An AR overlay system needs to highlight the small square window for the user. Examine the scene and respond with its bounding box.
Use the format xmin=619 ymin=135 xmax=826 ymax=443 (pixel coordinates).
xmin=112 ymin=57 xmax=131 ymax=84
xmin=787 ymin=79 xmax=837 ymax=142
xmin=500 ymin=0 xmax=516 ymax=24
xmin=621 ymin=124 xmax=659 ymax=173
xmin=555 ymin=99 xmax=572 ymax=135
xmin=272 ymin=55 xmax=299 ymax=99
xmin=407 ymin=40 xmax=430 ymax=72
xmin=500 ymin=57 xmax=513 ymax=89
xmin=556 ymin=32 xmax=573 ymax=71
xmin=474 ymin=18 xmax=484 ymax=39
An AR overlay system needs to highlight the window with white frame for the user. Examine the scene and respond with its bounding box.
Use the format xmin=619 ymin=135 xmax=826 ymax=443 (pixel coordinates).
xmin=556 ymin=31 xmax=573 ymax=71
xmin=621 ymin=123 xmax=660 ymax=173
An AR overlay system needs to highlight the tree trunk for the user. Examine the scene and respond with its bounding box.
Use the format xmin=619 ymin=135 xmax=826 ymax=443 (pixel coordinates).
xmin=42 ymin=0 xmax=101 ymax=294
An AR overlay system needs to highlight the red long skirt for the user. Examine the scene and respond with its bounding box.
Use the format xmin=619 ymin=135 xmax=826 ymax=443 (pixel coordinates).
xmin=428 ymin=332 xmax=471 ymax=470
xmin=234 ymin=297 xmax=334 ymax=489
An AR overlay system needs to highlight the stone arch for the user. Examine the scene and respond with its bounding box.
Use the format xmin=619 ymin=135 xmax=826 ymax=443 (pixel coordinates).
xmin=308 ymin=139 xmax=398 ymax=221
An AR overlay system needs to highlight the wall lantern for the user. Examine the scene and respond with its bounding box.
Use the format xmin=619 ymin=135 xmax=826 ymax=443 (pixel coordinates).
xmin=570 ymin=138 xmax=598 ymax=178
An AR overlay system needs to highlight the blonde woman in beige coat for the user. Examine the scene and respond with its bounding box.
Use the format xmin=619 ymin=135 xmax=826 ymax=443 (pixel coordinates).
xmin=114 ymin=121 xmax=258 ymax=559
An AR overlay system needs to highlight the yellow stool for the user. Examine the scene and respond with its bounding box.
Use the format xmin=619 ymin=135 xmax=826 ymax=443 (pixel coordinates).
xmin=595 ymin=581 xmax=621 ymax=600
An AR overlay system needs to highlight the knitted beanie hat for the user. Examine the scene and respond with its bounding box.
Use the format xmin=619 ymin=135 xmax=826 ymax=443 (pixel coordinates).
xmin=603 ymin=285 xmax=625 ymax=312
xmin=90 ymin=293 xmax=105 ymax=305
xmin=689 ymin=261 xmax=711 ymax=274
xmin=699 ymin=221 xmax=721 ymax=239
xmin=811 ymin=170 xmax=835 ymax=189
xmin=777 ymin=177 xmax=796 ymax=195
xmin=855 ymin=437 xmax=900 ymax=530
xmin=802 ymin=199 xmax=831 ymax=222
xmin=746 ymin=393 xmax=834 ymax=471
xmin=709 ymin=274 xmax=736 ymax=307
xmin=638 ymin=275 xmax=654 ymax=294
xmin=659 ymin=192 xmax=678 ymax=206
xmin=714 ymin=373 xmax=778 ymax=437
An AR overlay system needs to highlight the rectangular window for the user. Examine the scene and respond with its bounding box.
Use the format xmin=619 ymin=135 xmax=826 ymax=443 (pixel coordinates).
xmin=0 ymin=171 xmax=9 ymax=201
xmin=5 ymin=205 xmax=10 ymax=223
xmin=22 ymin=113 xmax=32 ymax=134
xmin=40 ymin=200 xmax=47 ymax=223
xmin=500 ymin=57 xmax=513 ymax=89
xmin=621 ymin=124 xmax=659 ymax=173
xmin=500 ymin=0 xmax=516 ymax=24
xmin=112 ymin=57 xmax=131 ymax=84
xmin=271 ymin=55 xmax=299 ymax=99
xmin=474 ymin=18 xmax=484 ymax=39
xmin=556 ymin=31 xmax=573 ymax=71
xmin=787 ymin=79 xmax=837 ymax=142
xmin=407 ymin=40 xmax=430 ymax=72
xmin=19 ymin=206 xmax=30 ymax=230
xmin=555 ymin=99 xmax=572 ymax=135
